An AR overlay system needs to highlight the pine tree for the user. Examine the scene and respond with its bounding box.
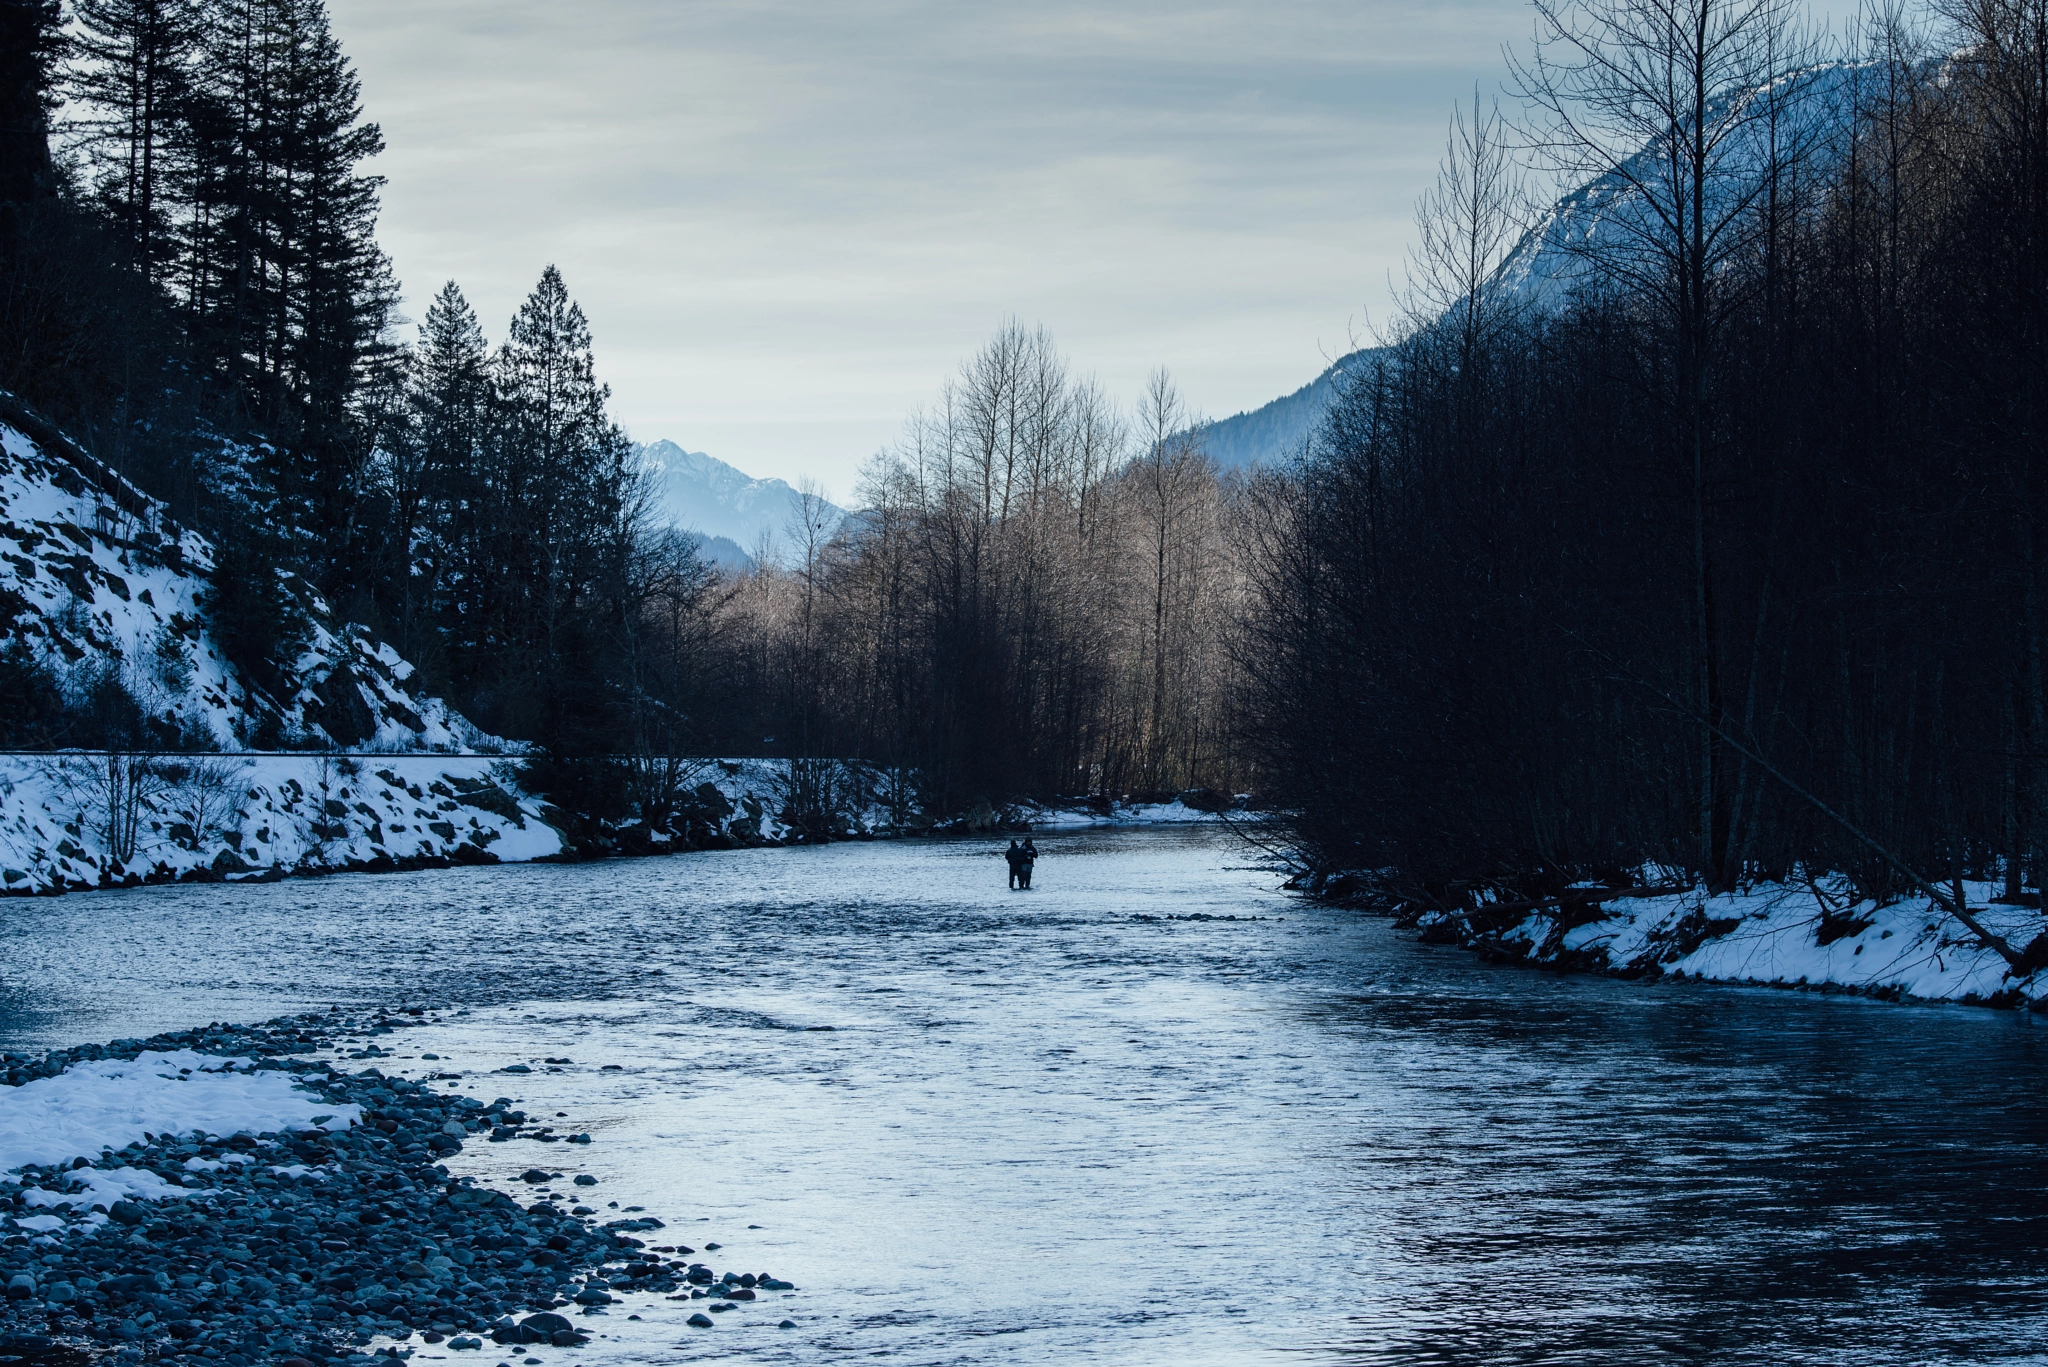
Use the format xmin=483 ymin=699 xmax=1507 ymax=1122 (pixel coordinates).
xmin=399 ymin=280 xmax=491 ymax=679
xmin=172 ymin=0 xmax=395 ymax=617
xmin=62 ymin=0 xmax=202 ymax=281
xmin=180 ymin=0 xmax=391 ymax=428
xmin=472 ymin=265 xmax=646 ymax=745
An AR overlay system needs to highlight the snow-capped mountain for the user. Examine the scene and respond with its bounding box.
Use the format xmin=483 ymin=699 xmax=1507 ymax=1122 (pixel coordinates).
xmin=1205 ymin=63 xmax=1864 ymax=470
xmin=639 ymin=439 xmax=844 ymax=563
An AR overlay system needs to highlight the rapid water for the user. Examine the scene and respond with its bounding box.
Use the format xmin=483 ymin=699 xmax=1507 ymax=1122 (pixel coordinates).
xmin=2 ymin=827 xmax=2045 ymax=1365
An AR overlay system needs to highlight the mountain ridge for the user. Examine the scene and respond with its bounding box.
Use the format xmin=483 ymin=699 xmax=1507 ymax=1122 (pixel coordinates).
xmin=1202 ymin=63 xmax=1864 ymax=470
xmin=640 ymin=439 xmax=845 ymax=563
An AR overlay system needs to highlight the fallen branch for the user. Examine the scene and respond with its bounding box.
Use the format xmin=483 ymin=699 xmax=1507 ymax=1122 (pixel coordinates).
xmin=1622 ymin=673 xmax=2032 ymax=975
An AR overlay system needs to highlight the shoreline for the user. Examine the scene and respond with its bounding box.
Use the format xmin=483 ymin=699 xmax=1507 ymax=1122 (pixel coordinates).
xmin=1363 ymin=875 xmax=2048 ymax=1010
xmin=0 ymin=753 xmax=1229 ymax=901
xmin=0 ymin=1013 xmax=797 ymax=1367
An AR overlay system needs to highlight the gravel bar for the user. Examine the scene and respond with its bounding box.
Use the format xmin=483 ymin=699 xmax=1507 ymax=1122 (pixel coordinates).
xmin=0 ymin=1012 xmax=797 ymax=1367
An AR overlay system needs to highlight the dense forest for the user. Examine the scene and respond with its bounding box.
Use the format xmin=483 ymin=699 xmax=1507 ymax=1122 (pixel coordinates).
xmin=1242 ymin=0 xmax=2048 ymax=930
xmin=6 ymin=0 xmax=2048 ymax=914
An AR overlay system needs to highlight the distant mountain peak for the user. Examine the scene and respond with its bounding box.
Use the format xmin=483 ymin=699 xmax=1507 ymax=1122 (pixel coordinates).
xmin=637 ymin=440 xmax=843 ymax=564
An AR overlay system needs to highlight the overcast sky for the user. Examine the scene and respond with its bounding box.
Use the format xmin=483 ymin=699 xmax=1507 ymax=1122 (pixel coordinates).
xmin=330 ymin=0 xmax=1537 ymax=498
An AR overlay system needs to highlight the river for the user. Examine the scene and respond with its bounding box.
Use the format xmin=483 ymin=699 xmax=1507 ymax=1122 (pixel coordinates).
xmin=2 ymin=827 xmax=2045 ymax=1365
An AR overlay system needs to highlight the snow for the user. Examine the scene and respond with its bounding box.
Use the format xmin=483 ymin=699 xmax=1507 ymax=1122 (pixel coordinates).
xmin=0 ymin=753 xmax=565 ymax=893
xmin=0 ymin=418 xmax=506 ymax=753
xmin=1025 ymin=798 xmax=1233 ymax=829
xmin=0 ymin=1049 xmax=359 ymax=1226
xmin=1418 ymin=875 xmax=2047 ymax=1005
xmin=0 ymin=753 xmax=924 ymax=895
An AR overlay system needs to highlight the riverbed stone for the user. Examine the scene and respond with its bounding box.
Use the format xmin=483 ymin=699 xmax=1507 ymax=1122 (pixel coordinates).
xmin=0 ymin=1010 xmax=776 ymax=1366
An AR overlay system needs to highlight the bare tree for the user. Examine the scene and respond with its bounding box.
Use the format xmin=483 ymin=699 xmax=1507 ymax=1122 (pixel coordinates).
xmin=1406 ymin=87 xmax=1533 ymax=368
xmin=1513 ymin=0 xmax=1818 ymax=885
xmin=1128 ymin=369 xmax=1215 ymax=793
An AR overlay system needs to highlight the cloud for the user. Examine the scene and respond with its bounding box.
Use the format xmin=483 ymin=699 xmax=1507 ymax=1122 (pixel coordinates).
xmin=331 ymin=0 xmax=1529 ymax=497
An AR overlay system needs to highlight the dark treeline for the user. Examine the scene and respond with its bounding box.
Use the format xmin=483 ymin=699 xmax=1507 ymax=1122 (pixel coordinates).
xmin=1241 ymin=0 xmax=2048 ymax=907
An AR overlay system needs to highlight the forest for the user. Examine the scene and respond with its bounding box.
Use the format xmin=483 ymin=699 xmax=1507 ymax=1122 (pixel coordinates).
xmin=4 ymin=0 xmax=2048 ymax=916
xmin=1244 ymin=0 xmax=2048 ymax=926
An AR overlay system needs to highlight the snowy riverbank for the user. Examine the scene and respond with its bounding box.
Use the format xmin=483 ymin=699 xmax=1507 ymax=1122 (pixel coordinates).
xmin=1021 ymin=796 xmax=1236 ymax=829
xmin=0 ymin=1013 xmax=795 ymax=1367
xmin=0 ymin=755 xmax=874 ymax=897
xmin=1393 ymin=876 xmax=2048 ymax=1007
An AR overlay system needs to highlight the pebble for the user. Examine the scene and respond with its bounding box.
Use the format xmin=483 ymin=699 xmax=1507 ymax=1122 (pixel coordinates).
xmin=0 ymin=1011 xmax=800 ymax=1365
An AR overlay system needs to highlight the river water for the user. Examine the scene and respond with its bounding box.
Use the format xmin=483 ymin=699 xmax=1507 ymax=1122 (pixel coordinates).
xmin=2 ymin=827 xmax=2045 ymax=1365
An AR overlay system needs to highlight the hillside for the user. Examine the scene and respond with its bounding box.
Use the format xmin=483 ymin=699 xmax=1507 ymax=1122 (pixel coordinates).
xmin=1202 ymin=349 xmax=1377 ymax=471
xmin=0 ymin=402 xmax=948 ymax=893
xmin=0 ymin=402 xmax=489 ymax=753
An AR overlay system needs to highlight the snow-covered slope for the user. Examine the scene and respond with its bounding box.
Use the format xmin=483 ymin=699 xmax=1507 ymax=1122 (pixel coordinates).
xmin=0 ymin=754 xmax=929 ymax=895
xmin=0 ymin=410 xmax=494 ymax=752
xmin=639 ymin=439 xmax=843 ymax=560
xmin=1203 ymin=349 xmax=1379 ymax=471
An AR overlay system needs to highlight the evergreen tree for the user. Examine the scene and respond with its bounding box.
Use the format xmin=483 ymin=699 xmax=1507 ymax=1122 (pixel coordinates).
xmin=486 ymin=265 xmax=626 ymax=743
xmin=395 ymin=280 xmax=491 ymax=679
xmin=175 ymin=0 xmax=395 ymax=615
xmin=62 ymin=0 xmax=201 ymax=282
xmin=179 ymin=0 xmax=392 ymax=429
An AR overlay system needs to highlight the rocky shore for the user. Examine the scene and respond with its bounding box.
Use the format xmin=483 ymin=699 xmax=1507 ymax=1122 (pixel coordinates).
xmin=0 ymin=1013 xmax=798 ymax=1367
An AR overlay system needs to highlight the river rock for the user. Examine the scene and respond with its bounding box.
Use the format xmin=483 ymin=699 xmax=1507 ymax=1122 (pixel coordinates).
xmin=687 ymin=1313 xmax=714 ymax=1328
xmin=0 ymin=1009 xmax=781 ymax=1367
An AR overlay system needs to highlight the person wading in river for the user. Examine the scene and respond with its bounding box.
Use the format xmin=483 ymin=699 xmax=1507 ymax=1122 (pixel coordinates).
xmin=1018 ymin=837 xmax=1037 ymax=890
xmin=1005 ymin=839 xmax=1025 ymax=890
